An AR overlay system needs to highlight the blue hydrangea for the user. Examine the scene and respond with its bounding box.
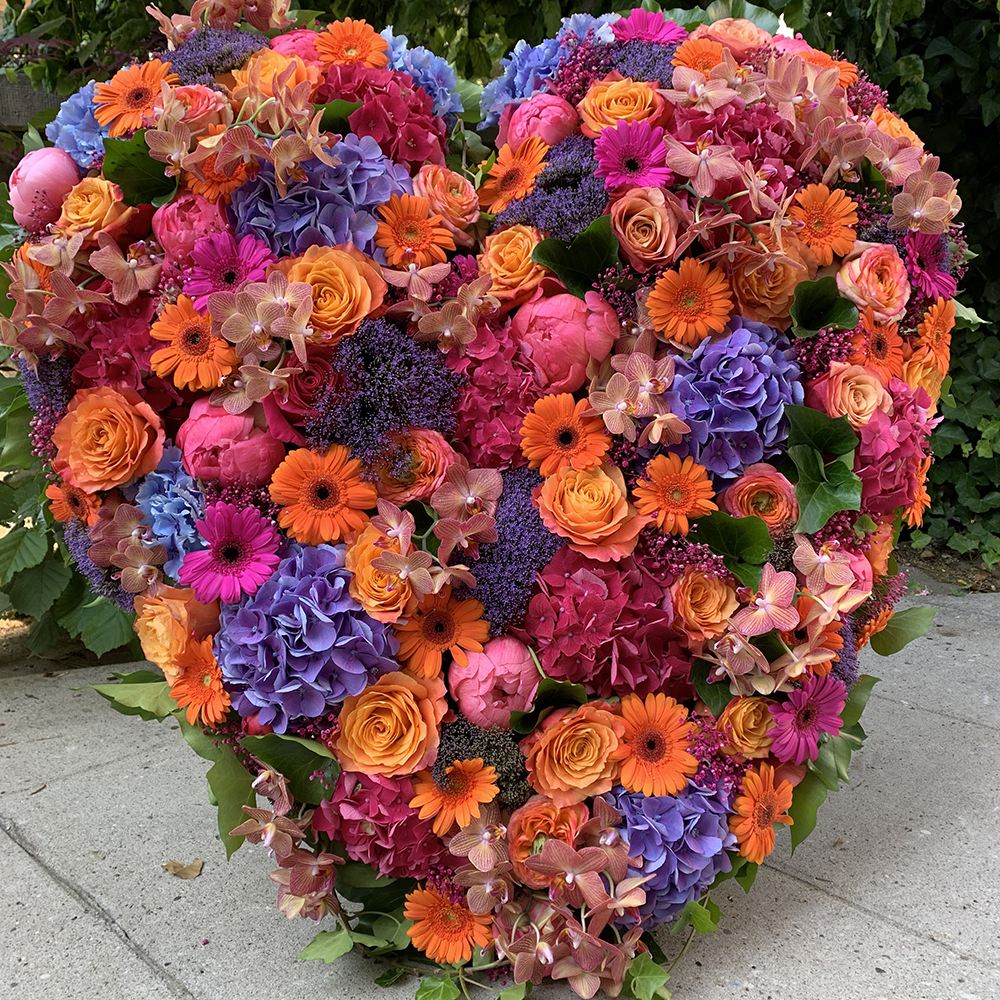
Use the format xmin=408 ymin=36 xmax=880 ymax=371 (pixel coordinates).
xmin=557 ymin=12 xmax=620 ymax=44
xmin=480 ymin=38 xmax=562 ymax=125
xmin=605 ymin=784 xmax=738 ymax=928
xmin=227 ymin=136 xmax=411 ymax=259
xmin=45 ymin=81 xmax=110 ymax=170
xmin=216 ymin=543 xmax=399 ymax=733
xmin=134 ymin=447 xmax=206 ymax=581
xmin=381 ymin=27 xmax=464 ymax=121
xmin=668 ymin=317 xmax=803 ymax=482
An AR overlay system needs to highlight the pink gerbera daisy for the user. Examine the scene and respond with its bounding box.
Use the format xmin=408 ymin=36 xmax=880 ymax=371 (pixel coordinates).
xmin=903 ymin=231 xmax=957 ymax=301
xmin=594 ymin=119 xmax=672 ymax=190
xmin=178 ymin=502 xmax=281 ymax=604
xmin=612 ymin=8 xmax=688 ymax=44
xmin=768 ymin=674 xmax=848 ymax=765
xmin=183 ymin=233 xmax=275 ymax=311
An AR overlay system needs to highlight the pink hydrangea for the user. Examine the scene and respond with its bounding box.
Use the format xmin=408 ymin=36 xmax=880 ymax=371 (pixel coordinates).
xmin=448 ymin=636 xmax=540 ymax=729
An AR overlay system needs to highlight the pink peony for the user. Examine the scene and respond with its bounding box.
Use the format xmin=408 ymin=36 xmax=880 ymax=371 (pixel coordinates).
xmin=511 ymin=280 xmax=618 ymax=393
xmin=448 ymin=636 xmax=540 ymax=729
xmin=176 ymin=399 xmax=286 ymax=487
xmin=9 ymin=147 xmax=80 ymax=231
xmin=271 ymin=28 xmax=323 ymax=66
xmin=498 ymin=93 xmax=579 ymax=151
xmin=151 ymin=192 xmax=228 ymax=260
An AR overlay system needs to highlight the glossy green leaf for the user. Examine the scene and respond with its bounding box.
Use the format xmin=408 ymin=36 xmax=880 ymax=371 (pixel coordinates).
xmin=869 ymin=605 xmax=937 ymax=655
xmin=90 ymin=680 xmax=176 ymax=720
xmin=690 ymin=659 xmax=733 ymax=720
xmin=510 ymin=676 xmax=588 ymax=734
xmin=690 ymin=510 xmax=773 ymax=587
xmin=623 ymin=952 xmax=670 ymax=1000
xmin=239 ymin=733 xmax=340 ymax=805
xmin=374 ymin=967 xmax=407 ymax=987
xmin=789 ymin=445 xmax=862 ymax=533
xmin=0 ymin=523 xmax=49 ymax=585
xmin=735 ymin=861 xmax=758 ymax=893
xmin=317 ymin=99 xmax=362 ymax=132
xmin=415 ymin=975 xmax=461 ymax=1000
xmin=531 ymin=215 xmax=619 ymax=298
xmin=298 ymin=928 xmax=354 ymax=964
xmin=784 ymin=405 xmax=859 ymax=457
xmin=840 ymin=674 xmax=879 ymax=728
xmin=336 ymin=860 xmax=415 ymax=911
xmin=102 ymin=132 xmax=177 ymax=206
xmin=79 ymin=596 xmax=139 ymax=657
xmin=5 ymin=555 xmax=71 ymax=618
xmin=789 ymin=276 xmax=859 ymax=339
xmin=788 ymin=770 xmax=829 ymax=852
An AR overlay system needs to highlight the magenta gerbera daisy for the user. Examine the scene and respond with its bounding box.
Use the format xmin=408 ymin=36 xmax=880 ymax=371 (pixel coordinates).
xmin=903 ymin=231 xmax=958 ymax=301
xmin=594 ymin=119 xmax=673 ymax=190
xmin=177 ymin=502 xmax=281 ymax=604
xmin=612 ymin=8 xmax=688 ymax=44
xmin=183 ymin=232 xmax=275 ymax=311
xmin=768 ymin=674 xmax=848 ymax=766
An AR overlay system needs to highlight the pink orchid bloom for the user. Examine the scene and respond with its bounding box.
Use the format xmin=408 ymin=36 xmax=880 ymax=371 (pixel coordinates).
xmin=664 ymin=133 xmax=742 ymax=198
xmin=732 ymin=563 xmax=800 ymax=636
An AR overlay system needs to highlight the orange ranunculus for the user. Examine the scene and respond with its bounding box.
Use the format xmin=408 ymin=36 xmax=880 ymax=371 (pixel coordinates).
xmin=231 ymin=50 xmax=320 ymax=100
xmin=334 ymin=671 xmax=447 ymax=777
xmin=506 ymin=795 xmax=590 ymax=888
xmin=901 ymin=346 xmax=944 ymax=414
xmin=721 ymin=462 xmax=798 ymax=531
xmin=871 ymin=105 xmax=923 ymax=148
xmin=731 ymin=229 xmax=817 ymax=331
xmin=56 ymin=177 xmax=135 ymax=241
xmin=412 ymin=164 xmax=480 ymax=247
xmin=837 ymin=243 xmax=911 ymax=324
xmin=133 ymin=585 xmax=220 ymax=686
xmin=52 ymin=386 xmax=164 ymax=493
xmin=522 ymin=702 xmax=627 ymax=806
xmin=344 ymin=524 xmax=412 ymax=624
xmin=534 ymin=463 xmax=647 ymax=562
xmin=577 ymin=75 xmax=670 ymax=138
xmin=373 ymin=428 xmax=458 ymax=505
xmin=271 ymin=244 xmax=386 ymax=345
xmin=478 ymin=224 xmax=548 ymax=309
xmin=865 ymin=517 xmax=896 ymax=578
xmin=718 ymin=696 xmax=776 ymax=760
xmin=670 ymin=566 xmax=739 ymax=642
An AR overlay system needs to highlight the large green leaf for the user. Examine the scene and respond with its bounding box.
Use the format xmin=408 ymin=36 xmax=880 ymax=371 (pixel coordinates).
xmin=789 ymin=276 xmax=859 ymax=339
xmin=869 ymin=606 xmax=937 ymax=655
xmin=90 ymin=680 xmax=177 ymax=721
xmin=622 ymin=952 xmax=670 ymax=1000
xmin=690 ymin=510 xmax=773 ymax=587
xmin=414 ymin=976 xmax=461 ymax=1000
xmin=510 ymin=676 xmax=588 ymax=734
xmin=788 ymin=769 xmax=829 ymax=852
xmin=5 ymin=555 xmax=71 ymax=618
xmin=239 ymin=733 xmax=340 ymax=805
xmin=317 ymin=99 xmax=362 ymax=132
xmin=789 ymin=445 xmax=862 ymax=533
xmin=0 ymin=522 xmax=49 ymax=585
xmin=336 ymin=860 xmax=415 ymax=911
xmin=298 ymin=928 xmax=355 ymax=964
xmin=79 ymin=596 xmax=139 ymax=657
xmin=531 ymin=215 xmax=620 ymax=298
xmin=784 ymin=405 xmax=859 ymax=457
xmin=0 ymin=395 xmax=35 ymax=470
xmin=102 ymin=131 xmax=177 ymax=207
xmin=840 ymin=674 xmax=879 ymax=728
xmin=690 ymin=659 xmax=733 ymax=720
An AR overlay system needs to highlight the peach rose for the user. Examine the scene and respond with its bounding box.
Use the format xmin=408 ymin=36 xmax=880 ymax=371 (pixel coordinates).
xmin=721 ymin=463 xmax=798 ymax=531
xmin=522 ymin=702 xmax=626 ymax=806
xmin=162 ymin=84 xmax=233 ymax=136
xmin=610 ymin=187 xmax=691 ymax=273
xmin=670 ymin=566 xmax=739 ymax=641
xmin=901 ymin=345 xmax=944 ymax=413
xmin=478 ymin=224 xmax=548 ymax=309
xmin=133 ymin=585 xmax=220 ymax=685
xmin=731 ymin=230 xmax=817 ymax=330
xmin=334 ymin=671 xmax=447 ymax=776
xmin=412 ymin=164 xmax=480 ymax=247
xmin=871 ymin=105 xmax=923 ymax=148
xmin=837 ymin=243 xmax=911 ymax=323
xmin=56 ymin=177 xmax=135 ymax=241
xmin=507 ymin=795 xmax=589 ymax=887
xmin=534 ymin=463 xmax=648 ymax=562
xmin=232 ymin=49 xmax=320 ymax=100
xmin=345 ymin=525 xmax=411 ymax=623
xmin=690 ymin=17 xmax=772 ymax=59
xmin=374 ymin=428 xmax=458 ymax=504
xmin=272 ymin=244 xmax=386 ymax=344
xmin=718 ymin=696 xmax=775 ymax=759
xmin=577 ymin=75 xmax=670 ymax=137
xmin=52 ymin=386 xmax=164 ymax=493
xmin=807 ymin=362 xmax=893 ymax=428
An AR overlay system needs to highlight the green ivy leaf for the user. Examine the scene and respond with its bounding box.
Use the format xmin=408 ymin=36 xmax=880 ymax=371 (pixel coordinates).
xmin=869 ymin=605 xmax=937 ymax=655
xmin=239 ymin=733 xmax=340 ymax=805
xmin=689 ymin=510 xmax=773 ymax=587
xmin=510 ymin=676 xmax=588 ymax=734
xmin=788 ymin=769 xmax=829 ymax=852
xmin=317 ymin=99 xmax=363 ymax=132
xmin=415 ymin=975 xmax=461 ymax=1000
xmin=531 ymin=215 xmax=619 ymax=298
xmin=784 ymin=405 xmax=859 ymax=457
xmin=298 ymin=928 xmax=354 ymax=964
xmin=0 ymin=522 xmax=49 ymax=586
xmin=90 ymin=680 xmax=176 ymax=721
xmin=690 ymin=660 xmax=733 ymax=720
xmin=622 ymin=952 xmax=670 ymax=1000
xmin=336 ymin=860 xmax=415 ymax=912
xmin=789 ymin=276 xmax=859 ymax=339
xmin=102 ymin=132 xmax=177 ymax=207
xmin=789 ymin=444 xmax=862 ymax=533
xmin=673 ymin=898 xmax=719 ymax=935
xmin=498 ymin=984 xmax=530 ymax=1000
xmin=374 ymin=967 xmax=407 ymax=987
xmin=5 ymin=555 xmax=70 ymax=618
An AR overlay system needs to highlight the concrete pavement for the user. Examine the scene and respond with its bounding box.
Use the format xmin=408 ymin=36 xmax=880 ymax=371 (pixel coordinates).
xmin=2 ymin=588 xmax=998 ymax=1000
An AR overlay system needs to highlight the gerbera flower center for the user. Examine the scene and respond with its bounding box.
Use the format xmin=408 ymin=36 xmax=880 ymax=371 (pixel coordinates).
xmin=126 ymin=87 xmax=152 ymax=108
xmin=755 ymin=801 xmax=775 ymax=826
xmin=637 ymin=728 xmax=666 ymax=762
xmin=215 ymin=537 xmax=249 ymax=571
xmin=870 ymin=332 xmax=889 ymax=358
xmin=308 ymin=478 xmax=341 ymax=509
xmin=794 ymin=703 xmax=817 ymax=730
xmin=421 ymin=610 xmax=457 ymax=646
xmin=679 ymin=286 xmax=705 ymax=313
xmin=396 ymin=219 xmax=430 ymax=246
xmin=556 ymin=426 xmax=578 ymax=448
xmin=498 ymin=167 xmax=525 ymax=194
xmin=179 ymin=323 xmax=210 ymax=356
xmin=624 ymin=156 xmax=641 ymax=173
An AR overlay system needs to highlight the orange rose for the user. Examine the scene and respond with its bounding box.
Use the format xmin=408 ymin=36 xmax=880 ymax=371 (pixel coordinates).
xmin=807 ymin=361 xmax=893 ymax=428
xmin=373 ymin=428 xmax=458 ymax=504
xmin=272 ymin=244 xmax=386 ymax=344
xmin=690 ymin=18 xmax=772 ymax=59
xmin=56 ymin=177 xmax=135 ymax=241
xmin=671 ymin=566 xmax=739 ymax=641
xmin=534 ymin=463 xmax=647 ymax=562
xmin=901 ymin=346 xmax=944 ymax=414
xmin=718 ymin=696 xmax=776 ymax=759
xmin=334 ymin=671 xmax=447 ymax=776
xmin=133 ymin=585 xmax=220 ymax=685
xmin=731 ymin=229 xmax=817 ymax=330
xmin=231 ymin=50 xmax=320 ymax=101
xmin=577 ymin=76 xmax=670 ymax=138
xmin=871 ymin=105 xmax=923 ymax=148
xmin=478 ymin=224 xmax=548 ymax=309
xmin=522 ymin=702 xmax=626 ymax=806
xmin=721 ymin=463 xmax=798 ymax=531
xmin=345 ymin=525 xmax=412 ymax=623
xmin=506 ymin=795 xmax=589 ymax=888
xmin=52 ymin=386 xmax=164 ymax=493
xmin=609 ymin=187 xmax=690 ymax=273
xmin=412 ymin=164 xmax=480 ymax=247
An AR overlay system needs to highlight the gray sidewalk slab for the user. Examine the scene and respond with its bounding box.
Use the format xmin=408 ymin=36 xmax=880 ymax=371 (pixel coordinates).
xmin=1 ymin=590 xmax=998 ymax=1000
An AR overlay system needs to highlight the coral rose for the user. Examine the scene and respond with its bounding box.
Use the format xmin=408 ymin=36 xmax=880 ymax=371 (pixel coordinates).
xmin=577 ymin=76 xmax=670 ymax=137
xmin=478 ymin=224 xmax=548 ymax=309
xmin=448 ymin=636 xmax=539 ymax=730
xmin=152 ymin=192 xmax=228 ymax=260
xmin=731 ymin=230 xmax=817 ymax=330
xmin=506 ymin=795 xmax=589 ymax=887
xmin=56 ymin=177 xmax=135 ymax=241
xmin=806 ymin=362 xmax=893 ymax=429
xmin=718 ymin=696 xmax=776 ymax=759
xmin=499 ymin=93 xmax=579 ymax=150
xmin=334 ymin=671 xmax=448 ymax=776
xmin=901 ymin=346 xmax=944 ymax=414
xmin=133 ymin=585 xmax=220 ymax=686
xmin=721 ymin=463 xmax=798 ymax=531
xmin=690 ymin=17 xmax=772 ymax=59
xmin=670 ymin=566 xmax=739 ymax=642
xmin=345 ymin=524 xmax=412 ymax=623
xmin=610 ymin=186 xmax=690 ymax=273
xmin=9 ymin=147 xmax=80 ymax=232
xmin=159 ymin=84 xmax=233 ymax=136
xmin=52 ymin=386 xmax=164 ymax=493
xmin=272 ymin=244 xmax=386 ymax=344
xmin=232 ymin=50 xmax=320 ymax=99
xmin=837 ymin=243 xmax=911 ymax=323
xmin=534 ymin=463 xmax=648 ymax=562
xmin=374 ymin=428 xmax=459 ymax=504
xmin=522 ymin=702 xmax=626 ymax=806
xmin=412 ymin=164 xmax=480 ymax=247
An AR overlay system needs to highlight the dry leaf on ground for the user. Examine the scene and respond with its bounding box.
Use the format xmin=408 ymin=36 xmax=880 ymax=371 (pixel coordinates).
xmin=162 ymin=858 xmax=204 ymax=879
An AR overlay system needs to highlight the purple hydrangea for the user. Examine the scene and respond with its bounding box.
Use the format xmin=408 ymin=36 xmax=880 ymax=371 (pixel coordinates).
xmin=380 ymin=28 xmax=464 ymax=121
xmin=605 ymin=784 xmax=738 ymax=928
xmin=44 ymin=81 xmax=110 ymax=170
xmin=215 ymin=543 xmax=398 ymax=733
xmin=164 ymin=28 xmax=264 ymax=87
xmin=669 ymin=317 xmax=803 ymax=482
xmin=226 ymin=137 xmax=411 ymax=259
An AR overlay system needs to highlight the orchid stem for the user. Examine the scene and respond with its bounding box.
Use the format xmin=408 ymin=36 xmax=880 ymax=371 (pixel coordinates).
xmin=667 ymin=925 xmax=697 ymax=975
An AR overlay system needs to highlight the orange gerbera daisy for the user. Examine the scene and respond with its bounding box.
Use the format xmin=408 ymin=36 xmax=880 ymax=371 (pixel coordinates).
xmin=799 ymin=49 xmax=859 ymax=89
xmin=479 ymin=137 xmax=549 ymax=214
xmin=394 ymin=586 xmax=490 ymax=678
xmin=633 ymin=453 xmax=717 ymax=535
xmin=150 ymin=295 xmax=238 ymax=391
xmin=646 ymin=257 xmax=733 ymax=347
xmin=789 ymin=184 xmax=858 ymax=266
xmin=729 ymin=762 xmax=794 ymax=865
xmin=269 ymin=446 xmax=377 ymax=545
xmin=404 ymin=885 xmax=493 ymax=965
xmin=374 ymin=193 xmax=456 ymax=269
xmin=618 ymin=692 xmax=698 ymax=797
xmin=409 ymin=758 xmax=499 ymax=836
xmin=314 ymin=18 xmax=390 ymax=68
xmin=45 ymin=481 xmax=100 ymax=525
xmin=519 ymin=393 xmax=610 ymax=477
xmin=915 ymin=296 xmax=955 ymax=374
xmin=848 ymin=307 xmax=904 ymax=385
xmin=856 ymin=607 xmax=895 ymax=649
xmin=169 ymin=637 xmax=230 ymax=727
xmin=672 ymin=37 xmax=725 ymax=73
xmin=906 ymin=455 xmax=932 ymax=529
xmin=92 ymin=59 xmax=178 ymax=137
xmin=182 ymin=149 xmax=249 ymax=204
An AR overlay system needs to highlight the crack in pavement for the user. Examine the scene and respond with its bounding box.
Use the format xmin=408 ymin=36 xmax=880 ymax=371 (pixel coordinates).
xmin=1 ymin=814 xmax=198 ymax=1000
